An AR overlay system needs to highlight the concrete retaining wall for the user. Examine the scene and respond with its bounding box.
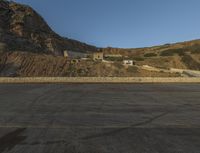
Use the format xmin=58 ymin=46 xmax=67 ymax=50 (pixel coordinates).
xmin=0 ymin=77 xmax=200 ymax=83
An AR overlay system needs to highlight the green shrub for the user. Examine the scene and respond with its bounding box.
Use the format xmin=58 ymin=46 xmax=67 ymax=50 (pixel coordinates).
xmin=181 ymin=55 xmax=200 ymax=70
xmin=105 ymin=56 xmax=123 ymax=61
xmin=189 ymin=44 xmax=200 ymax=54
xmin=160 ymin=50 xmax=174 ymax=56
xmin=26 ymin=12 xmax=33 ymax=17
xmin=156 ymin=44 xmax=171 ymax=50
xmin=160 ymin=48 xmax=186 ymax=56
xmin=191 ymin=50 xmax=200 ymax=54
xmin=144 ymin=53 xmax=157 ymax=57
xmin=132 ymin=57 xmax=144 ymax=61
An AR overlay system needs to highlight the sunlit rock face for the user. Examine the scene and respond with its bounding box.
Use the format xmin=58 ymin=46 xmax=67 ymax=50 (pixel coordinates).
xmin=0 ymin=0 xmax=97 ymax=55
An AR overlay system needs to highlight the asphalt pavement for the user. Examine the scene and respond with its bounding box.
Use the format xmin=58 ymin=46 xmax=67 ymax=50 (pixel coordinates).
xmin=0 ymin=83 xmax=200 ymax=153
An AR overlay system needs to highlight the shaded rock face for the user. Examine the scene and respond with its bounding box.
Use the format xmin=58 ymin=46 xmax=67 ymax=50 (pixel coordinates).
xmin=0 ymin=0 xmax=97 ymax=55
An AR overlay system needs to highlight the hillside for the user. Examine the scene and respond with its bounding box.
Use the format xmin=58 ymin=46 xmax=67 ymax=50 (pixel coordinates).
xmin=0 ymin=51 xmax=179 ymax=77
xmin=102 ymin=40 xmax=200 ymax=71
xmin=0 ymin=0 xmax=200 ymax=77
xmin=0 ymin=0 xmax=97 ymax=55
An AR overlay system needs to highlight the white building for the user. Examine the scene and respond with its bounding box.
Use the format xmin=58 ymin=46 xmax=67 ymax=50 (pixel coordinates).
xmin=92 ymin=52 xmax=104 ymax=61
xmin=123 ymin=60 xmax=134 ymax=66
xmin=63 ymin=50 xmax=69 ymax=58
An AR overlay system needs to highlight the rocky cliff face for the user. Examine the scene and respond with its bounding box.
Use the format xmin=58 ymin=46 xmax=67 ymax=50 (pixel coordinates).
xmin=0 ymin=0 xmax=97 ymax=55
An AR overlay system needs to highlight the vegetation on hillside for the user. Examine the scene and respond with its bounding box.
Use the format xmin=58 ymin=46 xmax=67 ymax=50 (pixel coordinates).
xmin=181 ymin=54 xmax=200 ymax=70
xmin=160 ymin=48 xmax=186 ymax=56
xmin=144 ymin=53 xmax=157 ymax=57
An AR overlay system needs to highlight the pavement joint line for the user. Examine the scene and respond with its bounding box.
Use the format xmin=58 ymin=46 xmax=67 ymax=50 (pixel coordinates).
xmin=0 ymin=125 xmax=199 ymax=129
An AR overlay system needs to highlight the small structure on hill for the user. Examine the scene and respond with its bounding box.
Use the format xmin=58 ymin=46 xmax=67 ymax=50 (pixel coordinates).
xmin=63 ymin=50 xmax=69 ymax=58
xmin=69 ymin=51 xmax=87 ymax=59
xmin=123 ymin=60 xmax=134 ymax=66
xmin=92 ymin=52 xmax=104 ymax=61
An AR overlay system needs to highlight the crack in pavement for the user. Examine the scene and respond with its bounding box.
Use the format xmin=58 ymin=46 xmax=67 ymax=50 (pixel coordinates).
xmin=19 ymin=140 xmax=70 ymax=146
xmin=4 ymin=86 xmax=64 ymax=125
xmin=81 ymin=111 xmax=170 ymax=140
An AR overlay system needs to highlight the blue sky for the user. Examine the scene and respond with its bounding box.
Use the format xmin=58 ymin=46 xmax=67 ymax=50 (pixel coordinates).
xmin=14 ymin=0 xmax=200 ymax=48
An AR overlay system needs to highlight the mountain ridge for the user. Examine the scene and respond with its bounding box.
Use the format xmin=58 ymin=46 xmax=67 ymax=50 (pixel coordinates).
xmin=1 ymin=0 xmax=200 ymax=55
xmin=0 ymin=0 xmax=97 ymax=55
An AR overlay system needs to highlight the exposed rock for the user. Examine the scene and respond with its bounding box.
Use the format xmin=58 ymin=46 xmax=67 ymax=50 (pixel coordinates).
xmin=0 ymin=0 xmax=97 ymax=55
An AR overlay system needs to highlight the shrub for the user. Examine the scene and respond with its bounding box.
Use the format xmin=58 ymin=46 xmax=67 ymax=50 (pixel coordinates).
xmin=26 ymin=12 xmax=33 ymax=17
xmin=105 ymin=56 xmax=123 ymax=61
xmin=160 ymin=50 xmax=174 ymax=56
xmin=160 ymin=48 xmax=186 ymax=56
xmin=191 ymin=50 xmax=200 ymax=54
xmin=132 ymin=57 xmax=144 ymax=61
xmin=144 ymin=53 xmax=157 ymax=57
xmin=156 ymin=44 xmax=171 ymax=50
xmin=181 ymin=55 xmax=200 ymax=70
xmin=189 ymin=44 xmax=200 ymax=54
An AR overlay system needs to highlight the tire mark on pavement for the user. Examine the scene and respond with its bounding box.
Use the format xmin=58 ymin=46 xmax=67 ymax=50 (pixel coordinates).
xmin=82 ymin=111 xmax=170 ymax=140
xmin=6 ymin=85 xmax=64 ymax=124
xmin=0 ymin=128 xmax=26 ymax=153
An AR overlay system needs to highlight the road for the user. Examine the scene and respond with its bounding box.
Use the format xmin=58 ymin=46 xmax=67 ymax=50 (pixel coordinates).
xmin=0 ymin=83 xmax=200 ymax=153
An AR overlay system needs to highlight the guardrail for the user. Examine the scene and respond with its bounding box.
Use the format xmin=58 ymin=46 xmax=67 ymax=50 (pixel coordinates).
xmin=0 ymin=77 xmax=200 ymax=83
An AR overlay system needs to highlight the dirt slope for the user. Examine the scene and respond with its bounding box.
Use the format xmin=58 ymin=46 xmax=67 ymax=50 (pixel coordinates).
xmin=0 ymin=51 xmax=179 ymax=77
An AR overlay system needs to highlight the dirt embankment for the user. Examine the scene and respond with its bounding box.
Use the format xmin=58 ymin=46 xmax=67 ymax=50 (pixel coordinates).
xmin=0 ymin=52 xmax=179 ymax=77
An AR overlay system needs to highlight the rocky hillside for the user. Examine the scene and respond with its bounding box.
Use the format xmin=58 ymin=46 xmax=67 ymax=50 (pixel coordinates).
xmin=0 ymin=0 xmax=97 ymax=55
xmin=0 ymin=51 xmax=179 ymax=77
xmin=102 ymin=40 xmax=200 ymax=70
xmin=0 ymin=0 xmax=199 ymax=77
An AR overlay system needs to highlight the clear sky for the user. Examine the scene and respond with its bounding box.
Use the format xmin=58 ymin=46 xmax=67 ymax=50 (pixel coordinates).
xmin=14 ymin=0 xmax=200 ymax=48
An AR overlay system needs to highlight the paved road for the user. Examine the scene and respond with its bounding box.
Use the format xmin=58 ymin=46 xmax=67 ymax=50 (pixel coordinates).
xmin=0 ymin=84 xmax=200 ymax=153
